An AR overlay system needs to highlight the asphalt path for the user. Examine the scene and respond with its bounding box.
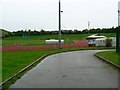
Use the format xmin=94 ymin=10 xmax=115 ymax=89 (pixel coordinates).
xmin=10 ymin=50 xmax=118 ymax=88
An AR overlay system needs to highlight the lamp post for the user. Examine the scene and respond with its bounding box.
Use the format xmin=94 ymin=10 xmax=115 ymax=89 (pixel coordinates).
xmin=58 ymin=0 xmax=63 ymax=49
xmin=117 ymin=1 xmax=120 ymax=52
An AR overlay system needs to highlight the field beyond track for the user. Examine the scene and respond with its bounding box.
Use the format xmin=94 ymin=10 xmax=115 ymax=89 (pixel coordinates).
xmin=1 ymin=33 xmax=116 ymax=46
xmin=1 ymin=33 xmax=116 ymax=52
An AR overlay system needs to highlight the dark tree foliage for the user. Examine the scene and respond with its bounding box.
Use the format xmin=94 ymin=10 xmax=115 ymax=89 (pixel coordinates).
xmin=1 ymin=26 xmax=119 ymax=37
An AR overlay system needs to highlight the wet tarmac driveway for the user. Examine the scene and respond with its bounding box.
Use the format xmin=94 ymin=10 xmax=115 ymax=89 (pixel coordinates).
xmin=10 ymin=50 xmax=118 ymax=88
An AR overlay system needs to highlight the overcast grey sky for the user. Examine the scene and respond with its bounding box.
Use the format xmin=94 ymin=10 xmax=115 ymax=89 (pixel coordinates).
xmin=0 ymin=0 xmax=119 ymax=31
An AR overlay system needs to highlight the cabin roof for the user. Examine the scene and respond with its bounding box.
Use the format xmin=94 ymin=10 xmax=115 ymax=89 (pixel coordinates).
xmin=86 ymin=34 xmax=106 ymax=39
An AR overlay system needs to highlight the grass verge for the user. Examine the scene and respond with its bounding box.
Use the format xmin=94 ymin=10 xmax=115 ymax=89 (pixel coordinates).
xmin=96 ymin=51 xmax=120 ymax=67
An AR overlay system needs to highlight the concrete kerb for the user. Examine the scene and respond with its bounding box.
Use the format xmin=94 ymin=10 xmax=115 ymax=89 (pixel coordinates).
xmin=94 ymin=53 xmax=120 ymax=69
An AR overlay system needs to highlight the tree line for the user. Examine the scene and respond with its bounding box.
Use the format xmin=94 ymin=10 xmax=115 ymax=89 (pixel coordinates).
xmin=1 ymin=26 xmax=119 ymax=38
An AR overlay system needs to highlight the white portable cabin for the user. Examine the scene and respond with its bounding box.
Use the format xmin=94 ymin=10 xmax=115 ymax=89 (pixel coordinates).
xmin=95 ymin=38 xmax=106 ymax=47
xmin=86 ymin=34 xmax=106 ymax=46
xmin=45 ymin=39 xmax=64 ymax=45
xmin=95 ymin=37 xmax=116 ymax=47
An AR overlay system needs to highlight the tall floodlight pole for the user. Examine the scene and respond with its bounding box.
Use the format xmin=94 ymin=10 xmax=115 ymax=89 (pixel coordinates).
xmin=58 ymin=0 xmax=62 ymax=49
xmin=117 ymin=1 xmax=120 ymax=52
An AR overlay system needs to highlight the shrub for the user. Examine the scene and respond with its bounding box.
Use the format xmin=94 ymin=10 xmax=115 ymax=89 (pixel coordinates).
xmin=105 ymin=38 xmax=112 ymax=47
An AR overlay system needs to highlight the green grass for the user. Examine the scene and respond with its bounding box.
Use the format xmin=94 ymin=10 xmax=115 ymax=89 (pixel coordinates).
xmin=1 ymin=33 xmax=116 ymax=46
xmin=2 ymin=38 xmax=74 ymax=46
xmin=97 ymin=51 xmax=119 ymax=66
xmin=2 ymin=40 xmax=46 ymax=46
xmin=2 ymin=34 xmax=88 ymax=46
xmin=0 ymin=39 xmax=2 ymax=46
xmin=2 ymin=50 xmax=53 ymax=81
xmin=2 ymin=34 xmax=90 ymax=40
xmin=101 ymin=33 xmax=116 ymax=37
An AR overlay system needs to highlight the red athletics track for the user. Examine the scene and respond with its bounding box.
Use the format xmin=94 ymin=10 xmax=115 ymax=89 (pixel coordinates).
xmin=1 ymin=40 xmax=88 ymax=52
